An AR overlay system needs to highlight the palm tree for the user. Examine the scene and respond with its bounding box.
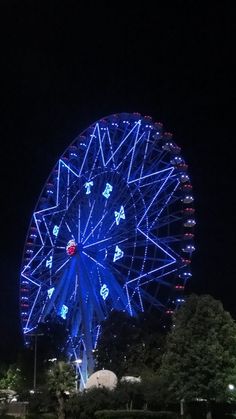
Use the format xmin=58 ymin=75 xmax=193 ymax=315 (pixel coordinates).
xmin=47 ymin=361 xmax=75 ymax=419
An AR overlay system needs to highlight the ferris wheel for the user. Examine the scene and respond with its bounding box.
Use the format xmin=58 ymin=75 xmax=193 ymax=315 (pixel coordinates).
xmin=20 ymin=112 xmax=195 ymax=387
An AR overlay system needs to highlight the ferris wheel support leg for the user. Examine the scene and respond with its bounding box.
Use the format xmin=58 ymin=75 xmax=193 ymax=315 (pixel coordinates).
xmin=77 ymin=255 xmax=95 ymax=387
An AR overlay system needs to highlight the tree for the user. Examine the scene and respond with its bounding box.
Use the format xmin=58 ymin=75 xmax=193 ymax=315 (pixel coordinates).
xmin=95 ymin=311 xmax=141 ymax=376
xmin=159 ymin=294 xmax=236 ymax=403
xmin=36 ymin=318 xmax=69 ymax=365
xmin=115 ymin=381 xmax=145 ymax=410
xmin=47 ymin=361 xmax=75 ymax=419
xmin=0 ymin=363 xmax=21 ymax=391
xmin=95 ymin=310 xmax=166 ymax=377
xmin=73 ymin=387 xmax=115 ymax=418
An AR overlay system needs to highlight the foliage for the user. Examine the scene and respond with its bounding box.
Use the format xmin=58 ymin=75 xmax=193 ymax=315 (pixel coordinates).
xmin=0 ymin=363 xmax=21 ymax=391
xmin=95 ymin=311 xmax=166 ymax=377
xmin=94 ymin=410 xmax=179 ymax=418
xmin=140 ymin=374 xmax=171 ymax=410
xmin=0 ymin=404 xmax=7 ymax=417
xmin=47 ymin=361 xmax=75 ymax=394
xmin=64 ymin=393 xmax=84 ymax=418
xmin=65 ymin=384 xmax=149 ymax=418
xmin=37 ymin=318 xmax=69 ymax=364
xmin=114 ymin=381 xmax=145 ymax=410
xmin=65 ymin=387 xmax=116 ymax=418
xmin=0 ymin=347 xmax=39 ymax=397
xmin=15 ymin=348 xmax=35 ymax=395
xmin=27 ymin=388 xmax=56 ymax=416
xmin=95 ymin=311 xmax=140 ymax=376
xmin=4 ymin=348 xmax=47 ymax=398
xmin=26 ymin=414 xmax=57 ymax=419
xmin=4 ymin=320 xmax=69 ymax=397
xmin=47 ymin=361 xmax=75 ymax=419
xmin=159 ymin=294 xmax=236 ymax=402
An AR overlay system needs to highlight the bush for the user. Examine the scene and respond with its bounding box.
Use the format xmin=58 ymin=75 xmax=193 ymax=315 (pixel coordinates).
xmin=210 ymin=401 xmax=236 ymax=419
xmin=95 ymin=410 xmax=179 ymax=418
xmin=26 ymin=414 xmax=56 ymax=419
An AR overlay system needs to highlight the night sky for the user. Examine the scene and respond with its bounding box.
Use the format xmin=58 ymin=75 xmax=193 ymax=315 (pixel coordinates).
xmin=0 ymin=2 xmax=235 ymax=362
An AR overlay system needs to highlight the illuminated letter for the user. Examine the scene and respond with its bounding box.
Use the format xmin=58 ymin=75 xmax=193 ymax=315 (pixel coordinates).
xmin=47 ymin=287 xmax=55 ymax=299
xmin=84 ymin=181 xmax=94 ymax=195
xmin=102 ymin=183 xmax=113 ymax=199
xmin=46 ymin=256 xmax=52 ymax=269
xmin=113 ymin=245 xmax=124 ymax=262
xmin=100 ymin=284 xmax=109 ymax=300
xmin=114 ymin=205 xmax=125 ymax=225
xmin=60 ymin=304 xmax=68 ymax=319
xmin=53 ymin=225 xmax=59 ymax=236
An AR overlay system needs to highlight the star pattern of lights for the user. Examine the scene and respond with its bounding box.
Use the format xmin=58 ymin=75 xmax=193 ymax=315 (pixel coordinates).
xmin=20 ymin=112 xmax=195 ymax=387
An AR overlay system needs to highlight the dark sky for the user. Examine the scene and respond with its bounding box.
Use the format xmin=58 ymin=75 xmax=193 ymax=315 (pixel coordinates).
xmin=0 ymin=2 xmax=235 ymax=361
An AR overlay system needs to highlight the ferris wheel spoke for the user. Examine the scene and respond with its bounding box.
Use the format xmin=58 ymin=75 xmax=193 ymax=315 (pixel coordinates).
xmin=114 ymin=130 xmax=146 ymax=173
xmin=25 ymin=286 xmax=42 ymax=331
xmin=141 ymin=267 xmax=178 ymax=288
xmin=21 ymin=245 xmax=45 ymax=272
xmin=126 ymin=260 xmax=176 ymax=285
xmin=155 ymin=213 xmax=183 ymax=230
xmin=77 ymin=203 xmax=81 ymax=243
xmin=81 ymin=200 xmax=96 ymax=240
xmin=87 ymin=131 xmax=107 ymax=179
xmin=137 ymin=168 xmax=174 ymax=227
xmin=127 ymin=120 xmax=142 ymax=182
xmin=82 ymin=251 xmax=107 ymax=270
xmin=83 ymin=236 xmax=113 ymax=249
xmin=54 ymin=257 xmax=70 ymax=274
xmin=65 ymin=221 xmax=72 ymax=233
xmin=96 ymin=123 xmax=106 ymax=167
xmin=82 ymin=210 xmax=108 ymax=244
xmin=96 ymin=190 xmax=108 ymax=241
xmin=79 ymin=126 xmax=97 ymax=176
xmin=106 ymin=127 xmax=116 ymax=169
xmin=122 ymin=254 xmax=171 ymax=263
xmin=137 ymin=131 xmax=150 ymax=186
xmin=104 ymin=191 xmax=140 ymax=236
xmin=112 ymin=260 xmax=143 ymax=276
xmin=106 ymin=120 xmax=141 ymax=167
xmin=21 ymin=272 xmax=41 ymax=287
xmin=98 ymin=237 xmax=129 ymax=254
xmin=29 ymin=249 xmax=53 ymax=275
xmin=138 ymin=227 xmax=176 ymax=261
xmin=148 ymin=182 xmax=180 ymax=231
xmin=136 ymin=287 xmax=165 ymax=310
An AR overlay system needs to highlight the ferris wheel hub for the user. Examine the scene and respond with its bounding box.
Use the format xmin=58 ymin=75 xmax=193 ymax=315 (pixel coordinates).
xmin=66 ymin=239 xmax=77 ymax=256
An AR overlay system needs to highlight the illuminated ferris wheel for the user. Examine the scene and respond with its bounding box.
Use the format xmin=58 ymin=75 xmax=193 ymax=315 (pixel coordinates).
xmin=20 ymin=112 xmax=195 ymax=387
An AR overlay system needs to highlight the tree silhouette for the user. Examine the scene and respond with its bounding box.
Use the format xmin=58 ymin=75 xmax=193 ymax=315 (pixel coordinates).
xmin=159 ymin=294 xmax=236 ymax=402
xmin=47 ymin=361 xmax=75 ymax=419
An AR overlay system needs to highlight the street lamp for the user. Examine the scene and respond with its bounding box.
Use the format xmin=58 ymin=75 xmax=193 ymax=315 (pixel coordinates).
xmin=28 ymin=332 xmax=44 ymax=393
